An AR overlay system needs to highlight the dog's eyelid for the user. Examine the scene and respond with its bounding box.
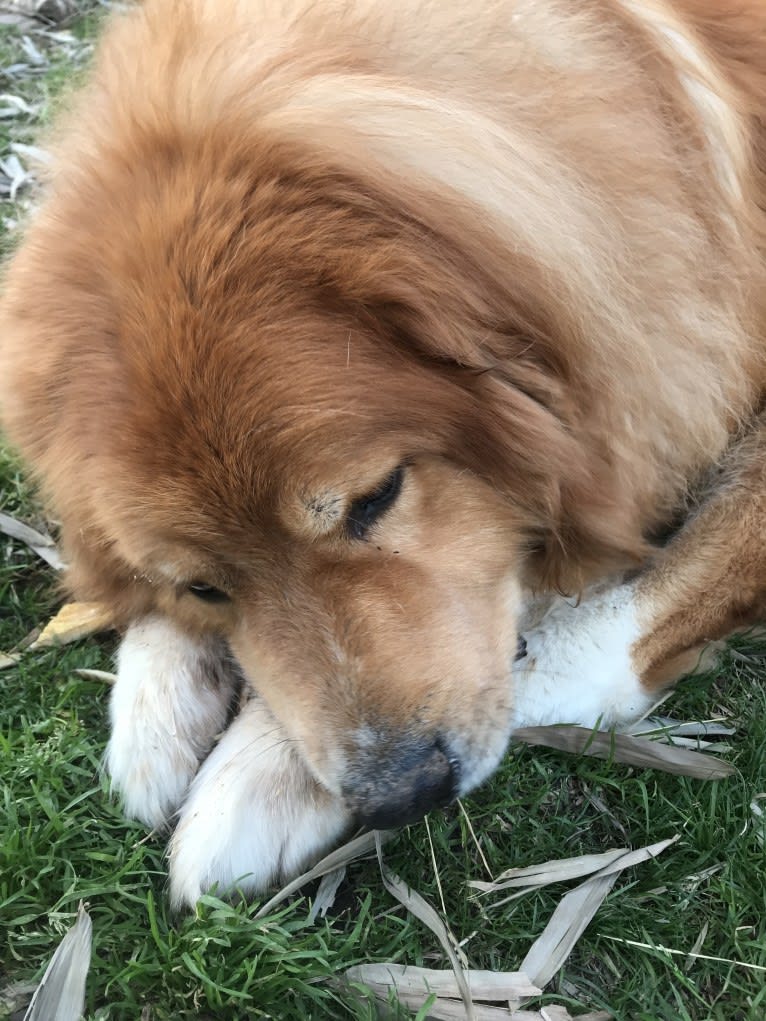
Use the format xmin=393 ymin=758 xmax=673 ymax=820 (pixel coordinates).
xmin=186 ymin=581 xmax=232 ymax=603
xmin=347 ymin=463 xmax=405 ymax=540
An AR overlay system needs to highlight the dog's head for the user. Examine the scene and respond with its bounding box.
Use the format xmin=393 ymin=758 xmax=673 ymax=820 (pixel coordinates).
xmin=0 ymin=56 xmax=645 ymax=827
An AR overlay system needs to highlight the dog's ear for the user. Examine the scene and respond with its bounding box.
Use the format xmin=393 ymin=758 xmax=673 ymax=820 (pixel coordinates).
xmin=0 ymin=247 xmax=156 ymax=619
xmin=335 ymin=222 xmax=650 ymax=591
xmin=456 ymin=370 xmax=651 ymax=592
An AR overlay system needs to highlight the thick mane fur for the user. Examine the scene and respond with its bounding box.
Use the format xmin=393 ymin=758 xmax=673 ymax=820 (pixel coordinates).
xmin=1 ymin=0 xmax=765 ymax=611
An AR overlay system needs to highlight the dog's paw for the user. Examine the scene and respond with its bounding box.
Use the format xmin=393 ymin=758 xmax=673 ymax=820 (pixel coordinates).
xmin=512 ymin=582 xmax=655 ymax=729
xmin=106 ymin=615 xmax=239 ymax=829
xmin=168 ymin=693 xmax=351 ymax=909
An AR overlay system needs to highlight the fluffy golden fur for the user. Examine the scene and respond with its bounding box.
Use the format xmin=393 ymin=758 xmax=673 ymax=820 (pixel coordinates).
xmin=1 ymin=0 xmax=765 ymax=888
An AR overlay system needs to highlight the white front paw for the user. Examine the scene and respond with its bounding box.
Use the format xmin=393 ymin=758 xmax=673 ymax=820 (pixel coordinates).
xmin=512 ymin=583 xmax=654 ymax=730
xmin=168 ymin=694 xmax=351 ymax=909
xmin=107 ymin=616 xmax=239 ymax=829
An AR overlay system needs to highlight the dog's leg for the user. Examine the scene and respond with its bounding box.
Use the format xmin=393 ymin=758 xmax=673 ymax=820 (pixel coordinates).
xmin=630 ymin=417 xmax=766 ymax=692
xmin=106 ymin=615 xmax=240 ymax=829
xmin=168 ymin=691 xmax=351 ymax=909
xmin=513 ymin=418 xmax=766 ymax=729
xmin=511 ymin=583 xmax=657 ymax=728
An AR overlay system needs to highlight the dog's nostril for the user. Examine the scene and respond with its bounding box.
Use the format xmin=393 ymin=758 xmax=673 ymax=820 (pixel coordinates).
xmin=345 ymin=740 xmax=458 ymax=831
xmin=515 ymin=635 xmax=528 ymax=661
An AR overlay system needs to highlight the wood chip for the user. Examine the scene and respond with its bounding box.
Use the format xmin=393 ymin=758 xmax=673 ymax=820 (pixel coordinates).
xmin=512 ymin=726 xmax=734 ymax=779
xmin=29 ymin=602 xmax=115 ymax=650
xmin=0 ymin=651 xmax=21 ymax=671
xmin=23 ymin=903 xmax=91 ymax=1021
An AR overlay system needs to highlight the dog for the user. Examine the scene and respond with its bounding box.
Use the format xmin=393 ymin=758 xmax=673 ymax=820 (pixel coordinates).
xmin=1 ymin=0 xmax=765 ymax=908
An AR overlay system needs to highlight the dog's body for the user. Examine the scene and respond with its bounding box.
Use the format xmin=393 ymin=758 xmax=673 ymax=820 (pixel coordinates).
xmin=1 ymin=0 xmax=765 ymax=906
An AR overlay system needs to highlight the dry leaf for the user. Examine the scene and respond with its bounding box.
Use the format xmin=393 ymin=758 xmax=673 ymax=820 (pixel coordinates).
xmin=520 ymin=873 xmax=619 ymax=990
xmin=469 ymin=847 xmax=630 ymax=895
xmin=0 ymin=511 xmax=65 ymax=570
xmin=345 ymin=964 xmax=540 ymax=1001
xmin=685 ymin=921 xmax=709 ymax=973
xmin=307 ymin=866 xmax=346 ymax=923
xmin=11 ymin=142 xmax=53 ymax=167
xmin=375 ymin=833 xmax=475 ymax=1019
xmin=519 ymin=838 xmax=677 ymax=989
xmin=0 ymin=981 xmax=37 ymax=1017
xmin=74 ymin=668 xmax=117 ymax=685
xmin=627 ymin=716 xmax=735 ymax=740
xmin=512 ymin=726 xmax=734 ymax=779
xmin=255 ymin=830 xmax=391 ymax=919
xmin=376 ymin=994 xmax=609 ymax=1021
xmin=599 ymin=934 xmax=766 ymax=973
xmin=24 ymin=903 xmax=91 ymax=1021
xmin=750 ymin=794 xmax=766 ymax=848
xmin=393 ymin=996 xmax=547 ymax=1020
xmin=29 ymin=603 xmax=114 ymax=650
xmin=1 ymin=0 xmax=78 ymax=25
xmin=0 ymin=651 xmax=21 ymax=671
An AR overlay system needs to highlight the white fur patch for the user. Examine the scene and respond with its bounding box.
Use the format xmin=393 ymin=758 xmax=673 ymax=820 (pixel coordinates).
xmin=106 ymin=615 xmax=238 ymax=829
xmin=168 ymin=693 xmax=350 ymax=908
xmin=511 ymin=582 xmax=655 ymax=730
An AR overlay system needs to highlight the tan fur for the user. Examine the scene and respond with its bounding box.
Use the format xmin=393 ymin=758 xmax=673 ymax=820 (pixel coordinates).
xmin=636 ymin=413 xmax=766 ymax=689
xmin=1 ymin=0 xmax=765 ymax=794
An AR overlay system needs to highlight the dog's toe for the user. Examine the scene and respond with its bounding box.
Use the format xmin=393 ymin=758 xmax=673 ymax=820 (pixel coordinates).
xmin=167 ymin=694 xmax=351 ymax=909
xmin=107 ymin=615 xmax=239 ymax=829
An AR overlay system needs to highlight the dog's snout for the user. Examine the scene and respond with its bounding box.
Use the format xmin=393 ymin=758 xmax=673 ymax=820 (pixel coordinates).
xmin=344 ymin=738 xmax=458 ymax=830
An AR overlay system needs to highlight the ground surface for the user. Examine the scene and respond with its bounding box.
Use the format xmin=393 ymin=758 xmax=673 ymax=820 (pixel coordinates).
xmin=1 ymin=7 xmax=766 ymax=1020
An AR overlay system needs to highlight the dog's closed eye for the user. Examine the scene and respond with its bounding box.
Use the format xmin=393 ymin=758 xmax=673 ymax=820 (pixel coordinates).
xmin=187 ymin=582 xmax=231 ymax=603
xmin=347 ymin=465 xmax=405 ymax=540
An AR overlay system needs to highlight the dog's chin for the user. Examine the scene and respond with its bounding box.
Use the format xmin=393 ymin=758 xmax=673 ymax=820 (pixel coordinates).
xmin=450 ymin=716 xmax=515 ymax=800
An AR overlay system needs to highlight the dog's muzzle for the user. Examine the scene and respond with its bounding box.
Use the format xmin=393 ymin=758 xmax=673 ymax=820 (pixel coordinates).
xmin=342 ymin=736 xmax=458 ymax=830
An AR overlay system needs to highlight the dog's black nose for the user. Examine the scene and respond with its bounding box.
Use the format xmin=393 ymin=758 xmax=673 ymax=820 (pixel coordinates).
xmin=344 ymin=739 xmax=458 ymax=830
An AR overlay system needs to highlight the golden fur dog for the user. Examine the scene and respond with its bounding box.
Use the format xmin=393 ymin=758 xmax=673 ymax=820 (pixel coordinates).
xmin=1 ymin=0 xmax=765 ymax=906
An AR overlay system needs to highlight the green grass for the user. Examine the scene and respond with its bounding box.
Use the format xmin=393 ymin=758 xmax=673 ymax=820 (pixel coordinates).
xmin=2 ymin=12 xmax=766 ymax=1021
